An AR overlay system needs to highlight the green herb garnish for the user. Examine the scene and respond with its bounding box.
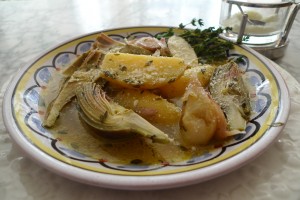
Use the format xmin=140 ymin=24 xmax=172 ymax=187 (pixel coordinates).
xmin=155 ymin=28 xmax=175 ymax=40
xmin=156 ymin=18 xmax=234 ymax=64
xmin=103 ymin=70 xmax=117 ymax=79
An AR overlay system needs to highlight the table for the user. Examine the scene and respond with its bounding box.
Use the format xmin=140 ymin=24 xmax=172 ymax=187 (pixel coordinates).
xmin=0 ymin=0 xmax=300 ymax=199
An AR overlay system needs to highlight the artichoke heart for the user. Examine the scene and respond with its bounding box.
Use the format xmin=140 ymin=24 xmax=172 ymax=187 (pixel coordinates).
xmin=75 ymin=83 xmax=172 ymax=143
xmin=209 ymin=61 xmax=251 ymax=131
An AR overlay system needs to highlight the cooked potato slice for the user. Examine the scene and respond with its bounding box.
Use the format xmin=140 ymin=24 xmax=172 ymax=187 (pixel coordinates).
xmin=113 ymin=89 xmax=181 ymax=124
xmin=159 ymin=64 xmax=215 ymax=98
xmin=168 ymin=35 xmax=198 ymax=67
xmin=100 ymin=53 xmax=186 ymax=89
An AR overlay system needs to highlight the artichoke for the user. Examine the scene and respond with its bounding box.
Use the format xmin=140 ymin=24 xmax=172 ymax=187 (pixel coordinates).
xmin=209 ymin=61 xmax=251 ymax=131
xmin=42 ymin=69 xmax=103 ymax=127
xmin=75 ymin=83 xmax=171 ymax=143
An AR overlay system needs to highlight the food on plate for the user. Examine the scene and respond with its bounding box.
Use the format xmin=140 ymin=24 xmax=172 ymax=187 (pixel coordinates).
xmin=76 ymin=83 xmax=171 ymax=143
xmin=180 ymin=75 xmax=230 ymax=146
xmin=156 ymin=18 xmax=234 ymax=64
xmin=93 ymin=33 xmax=170 ymax=56
xmin=63 ymin=49 xmax=103 ymax=77
xmin=113 ymin=89 xmax=181 ymax=124
xmin=159 ymin=64 xmax=215 ymax=98
xmin=42 ymin=49 xmax=104 ymax=127
xmin=126 ymin=36 xmax=171 ymax=56
xmin=167 ymin=35 xmax=198 ymax=67
xmin=209 ymin=61 xmax=251 ymax=131
xmin=92 ymin=33 xmax=124 ymax=52
xmin=100 ymin=53 xmax=186 ymax=89
xmin=43 ymin=69 xmax=103 ymax=127
xmin=41 ymin=20 xmax=251 ymax=164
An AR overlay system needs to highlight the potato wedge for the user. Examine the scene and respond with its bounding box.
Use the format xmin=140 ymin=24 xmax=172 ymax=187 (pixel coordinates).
xmin=168 ymin=35 xmax=198 ymax=67
xmin=100 ymin=53 xmax=186 ymax=89
xmin=159 ymin=64 xmax=215 ymax=98
xmin=113 ymin=89 xmax=181 ymax=124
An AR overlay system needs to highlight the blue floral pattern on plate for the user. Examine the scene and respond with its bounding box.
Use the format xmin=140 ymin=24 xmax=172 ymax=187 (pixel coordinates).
xmin=13 ymin=28 xmax=280 ymax=174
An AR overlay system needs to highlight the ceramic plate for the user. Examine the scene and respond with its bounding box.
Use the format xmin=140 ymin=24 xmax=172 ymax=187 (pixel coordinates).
xmin=2 ymin=27 xmax=290 ymax=190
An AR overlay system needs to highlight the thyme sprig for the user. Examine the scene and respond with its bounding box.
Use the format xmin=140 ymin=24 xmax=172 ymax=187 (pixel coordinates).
xmin=156 ymin=18 xmax=234 ymax=64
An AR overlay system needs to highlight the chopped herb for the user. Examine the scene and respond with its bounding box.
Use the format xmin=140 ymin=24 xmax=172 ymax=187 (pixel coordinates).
xmin=123 ymin=78 xmax=134 ymax=84
xmin=200 ymin=68 xmax=206 ymax=74
xmin=103 ymin=70 xmax=117 ymax=79
xmin=168 ymin=78 xmax=176 ymax=83
xmin=123 ymin=78 xmax=133 ymax=84
xmin=119 ymin=65 xmax=127 ymax=71
xmin=123 ymin=78 xmax=143 ymax=87
xmin=145 ymin=60 xmax=153 ymax=67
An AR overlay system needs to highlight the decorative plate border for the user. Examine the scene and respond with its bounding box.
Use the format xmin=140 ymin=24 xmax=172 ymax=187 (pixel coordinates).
xmin=5 ymin=27 xmax=287 ymax=179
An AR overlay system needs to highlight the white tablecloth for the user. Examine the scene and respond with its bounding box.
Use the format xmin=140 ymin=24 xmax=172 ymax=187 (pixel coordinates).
xmin=1 ymin=0 xmax=300 ymax=199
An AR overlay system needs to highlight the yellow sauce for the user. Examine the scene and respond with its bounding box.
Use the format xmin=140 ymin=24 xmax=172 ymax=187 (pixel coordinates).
xmin=49 ymin=101 xmax=217 ymax=165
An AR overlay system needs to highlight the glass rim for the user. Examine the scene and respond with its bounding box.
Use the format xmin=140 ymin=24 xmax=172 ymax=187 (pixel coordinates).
xmin=226 ymin=0 xmax=293 ymax=8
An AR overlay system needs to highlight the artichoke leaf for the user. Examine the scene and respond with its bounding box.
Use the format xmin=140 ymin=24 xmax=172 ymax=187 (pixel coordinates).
xmin=62 ymin=49 xmax=103 ymax=77
xmin=43 ymin=69 xmax=103 ymax=127
xmin=92 ymin=33 xmax=125 ymax=52
xmin=75 ymin=83 xmax=172 ymax=143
